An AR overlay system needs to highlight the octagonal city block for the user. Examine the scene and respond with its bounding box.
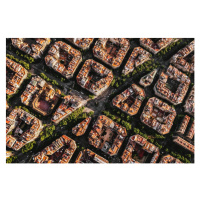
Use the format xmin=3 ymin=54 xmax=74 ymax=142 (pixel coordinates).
xmin=76 ymin=59 xmax=113 ymax=96
xmin=93 ymin=38 xmax=130 ymax=69
xmin=121 ymin=135 xmax=160 ymax=163
xmin=21 ymin=75 xmax=61 ymax=116
xmin=33 ymin=135 xmax=76 ymax=163
xmin=6 ymin=108 xmax=43 ymax=151
xmin=45 ymin=41 xmax=82 ymax=79
xmin=88 ymin=115 xmax=127 ymax=156
xmin=112 ymin=83 xmax=145 ymax=116
xmin=140 ymin=97 xmax=176 ymax=135
xmin=154 ymin=65 xmax=190 ymax=105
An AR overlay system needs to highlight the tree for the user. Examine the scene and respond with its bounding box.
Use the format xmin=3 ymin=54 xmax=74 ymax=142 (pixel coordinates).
xmin=6 ymin=156 xmax=17 ymax=163
xmin=21 ymin=141 xmax=36 ymax=153
xmin=111 ymin=79 xmax=115 ymax=87
xmin=61 ymin=77 xmax=66 ymax=82
xmin=40 ymin=73 xmax=47 ymax=79
xmin=102 ymin=110 xmax=109 ymax=116
xmin=121 ymin=120 xmax=131 ymax=130
xmin=52 ymin=80 xmax=59 ymax=86
xmin=115 ymin=82 xmax=119 ymax=88
xmin=89 ymin=94 xmax=95 ymax=99
xmin=132 ymin=70 xmax=137 ymax=76
xmin=88 ymin=111 xmax=94 ymax=116
xmin=149 ymin=138 xmax=154 ymax=143
xmin=116 ymin=118 xmax=121 ymax=123
xmin=126 ymin=116 xmax=130 ymax=121
xmin=27 ymin=73 xmax=32 ymax=79
xmin=111 ymin=115 xmax=116 ymax=121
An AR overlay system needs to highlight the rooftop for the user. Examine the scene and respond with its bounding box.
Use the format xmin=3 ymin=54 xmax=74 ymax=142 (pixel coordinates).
xmin=112 ymin=83 xmax=145 ymax=116
xmin=75 ymin=149 xmax=109 ymax=163
xmin=11 ymin=38 xmax=51 ymax=59
xmin=184 ymin=86 xmax=194 ymax=116
xmin=140 ymin=38 xmax=178 ymax=54
xmin=33 ymin=135 xmax=76 ymax=163
xmin=6 ymin=57 xmax=28 ymax=95
xmin=72 ymin=117 xmax=91 ymax=136
xmin=66 ymin=38 xmax=94 ymax=50
xmin=173 ymin=136 xmax=194 ymax=153
xmin=122 ymin=47 xmax=151 ymax=75
xmin=52 ymin=94 xmax=87 ymax=124
xmin=170 ymin=40 xmax=194 ymax=73
xmin=139 ymin=69 xmax=157 ymax=87
xmin=176 ymin=115 xmax=194 ymax=140
xmin=159 ymin=154 xmax=182 ymax=163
